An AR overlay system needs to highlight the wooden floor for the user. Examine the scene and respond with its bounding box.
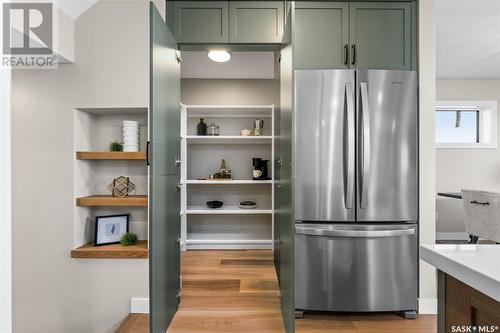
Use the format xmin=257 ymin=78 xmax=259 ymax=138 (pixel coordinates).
xmin=116 ymin=250 xmax=436 ymax=333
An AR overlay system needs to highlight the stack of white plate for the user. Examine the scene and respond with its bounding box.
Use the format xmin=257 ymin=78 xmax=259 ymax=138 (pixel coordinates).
xmin=123 ymin=120 xmax=140 ymax=152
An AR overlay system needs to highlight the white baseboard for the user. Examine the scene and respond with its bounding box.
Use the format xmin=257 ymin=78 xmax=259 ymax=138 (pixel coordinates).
xmin=418 ymin=298 xmax=437 ymax=314
xmin=436 ymin=232 xmax=468 ymax=241
xmin=131 ymin=297 xmax=149 ymax=314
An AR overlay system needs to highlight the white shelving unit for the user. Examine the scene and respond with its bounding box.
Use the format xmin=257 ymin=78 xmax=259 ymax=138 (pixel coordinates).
xmin=180 ymin=104 xmax=274 ymax=250
xmin=186 ymin=179 xmax=272 ymax=185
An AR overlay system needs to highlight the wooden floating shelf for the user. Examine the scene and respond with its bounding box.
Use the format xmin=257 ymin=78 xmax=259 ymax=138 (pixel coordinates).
xmin=186 ymin=179 xmax=272 ymax=185
xmin=185 ymin=135 xmax=272 ymax=144
xmin=76 ymin=151 xmax=146 ymax=160
xmin=76 ymin=195 xmax=148 ymax=207
xmin=186 ymin=206 xmax=272 ymax=215
xmin=71 ymin=241 xmax=148 ymax=259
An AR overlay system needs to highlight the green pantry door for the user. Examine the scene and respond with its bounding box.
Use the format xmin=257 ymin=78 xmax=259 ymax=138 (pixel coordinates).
xmin=149 ymin=3 xmax=181 ymax=333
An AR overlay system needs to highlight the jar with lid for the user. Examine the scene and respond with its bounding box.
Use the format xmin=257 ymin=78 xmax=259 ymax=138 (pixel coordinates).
xmin=207 ymin=123 xmax=220 ymax=136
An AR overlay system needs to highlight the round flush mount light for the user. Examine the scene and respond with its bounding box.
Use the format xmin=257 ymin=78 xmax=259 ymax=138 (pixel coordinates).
xmin=207 ymin=50 xmax=231 ymax=63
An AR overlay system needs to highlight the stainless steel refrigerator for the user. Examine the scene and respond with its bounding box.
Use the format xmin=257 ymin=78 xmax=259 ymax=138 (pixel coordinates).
xmin=294 ymin=69 xmax=418 ymax=316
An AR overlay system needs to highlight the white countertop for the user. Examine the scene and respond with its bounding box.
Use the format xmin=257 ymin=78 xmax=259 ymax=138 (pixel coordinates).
xmin=420 ymin=244 xmax=500 ymax=302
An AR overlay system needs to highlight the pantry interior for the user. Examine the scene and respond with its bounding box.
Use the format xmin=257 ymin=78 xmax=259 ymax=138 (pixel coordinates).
xmin=179 ymin=50 xmax=280 ymax=250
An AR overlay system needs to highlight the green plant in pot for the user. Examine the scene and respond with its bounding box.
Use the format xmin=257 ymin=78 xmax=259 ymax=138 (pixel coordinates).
xmin=109 ymin=141 xmax=123 ymax=152
xmin=120 ymin=232 xmax=138 ymax=246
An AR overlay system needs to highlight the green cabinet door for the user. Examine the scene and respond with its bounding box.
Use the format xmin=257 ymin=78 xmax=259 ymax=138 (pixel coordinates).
xmin=229 ymin=1 xmax=284 ymax=43
xmin=349 ymin=2 xmax=412 ymax=70
xmin=149 ymin=3 xmax=181 ymax=333
xmin=174 ymin=1 xmax=228 ymax=43
xmin=294 ymin=2 xmax=349 ymax=70
xmin=275 ymin=16 xmax=294 ymax=333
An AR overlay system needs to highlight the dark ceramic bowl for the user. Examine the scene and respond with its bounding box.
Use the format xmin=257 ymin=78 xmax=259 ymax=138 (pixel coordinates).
xmin=207 ymin=200 xmax=223 ymax=209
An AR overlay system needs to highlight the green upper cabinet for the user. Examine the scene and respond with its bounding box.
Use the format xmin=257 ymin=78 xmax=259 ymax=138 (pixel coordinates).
xmin=349 ymin=2 xmax=412 ymax=70
xmin=229 ymin=1 xmax=284 ymax=43
xmin=173 ymin=1 xmax=229 ymax=43
xmin=294 ymin=2 xmax=349 ymax=70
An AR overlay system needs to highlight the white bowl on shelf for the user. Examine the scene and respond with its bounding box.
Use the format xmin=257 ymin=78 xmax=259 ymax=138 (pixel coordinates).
xmin=123 ymin=138 xmax=139 ymax=143
xmin=123 ymin=147 xmax=139 ymax=152
xmin=123 ymin=131 xmax=139 ymax=137
xmin=123 ymin=121 xmax=139 ymax=127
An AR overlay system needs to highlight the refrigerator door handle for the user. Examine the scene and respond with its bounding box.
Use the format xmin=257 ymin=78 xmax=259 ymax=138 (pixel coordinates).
xmin=360 ymin=82 xmax=371 ymax=209
xmin=345 ymin=82 xmax=355 ymax=209
xmin=295 ymin=226 xmax=415 ymax=238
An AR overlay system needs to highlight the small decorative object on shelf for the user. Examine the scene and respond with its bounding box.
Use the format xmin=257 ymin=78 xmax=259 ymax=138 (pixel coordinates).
xmin=207 ymin=123 xmax=220 ymax=136
xmin=254 ymin=119 xmax=264 ymax=136
xmin=120 ymin=232 xmax=138 ymax=246
xmin=94 ymin=214 xmax=129 ymax=246
xmin=197 ymin=118 xmax=207 ymax=135
xmin=241 ymin=128 xmax=251 ymax=136
xmin=123 ymin=120 xmax=140 ymax=152
xmin=239 ymin=200 xmax=257 ymax=209
xmin=209 ymin=159 xmax=232 ymax=179
xmin=107 ymin=176 xmax=136 ymax=197
xmin=207 ymin=200 xmax=223 ymax=209
xmin=252 ymin=158 xmax=270 ymax=180
xmin=109 ymin=141 xmax=123 ymax=152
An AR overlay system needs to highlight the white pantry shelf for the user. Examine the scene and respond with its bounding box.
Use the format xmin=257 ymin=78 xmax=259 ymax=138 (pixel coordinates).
xmin=184 ymin=104 xmax=274 ymax=118
xmin=186 ymin=239 xmax=272 ymax=244
xmin=185 ymin=239 xmax=273 ymax=250
xmin=186 ymin=206 xmax=272 ymax=215
xmin=186 ymin=179 xmax=272 ymax=185
xmin=185 ymin=135 xmax=272 ymax=144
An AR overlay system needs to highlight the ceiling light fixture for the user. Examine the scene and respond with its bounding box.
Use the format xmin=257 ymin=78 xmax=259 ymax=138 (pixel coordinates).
xmin=208 ymin=50 xmax=231 ymax=63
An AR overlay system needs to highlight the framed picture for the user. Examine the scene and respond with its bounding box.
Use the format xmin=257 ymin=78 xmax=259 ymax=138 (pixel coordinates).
xmin=94 ymin=214 xmax=129 ymax=246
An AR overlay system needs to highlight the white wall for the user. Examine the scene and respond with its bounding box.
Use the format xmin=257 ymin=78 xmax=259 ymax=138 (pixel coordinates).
xmin=1 ymin=31 xmax=13 ymax=333
xmin=436 ymin=80 xmax=500 ymax=234
xmin=11 ymin=1 xmax=149 ymax=332
xmin=418 ymin=0 xmax=438 ymax=314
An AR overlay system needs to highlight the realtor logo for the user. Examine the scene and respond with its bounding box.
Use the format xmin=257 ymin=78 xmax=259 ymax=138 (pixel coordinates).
xmin=2 ymin=2 xmax=57 ymax=68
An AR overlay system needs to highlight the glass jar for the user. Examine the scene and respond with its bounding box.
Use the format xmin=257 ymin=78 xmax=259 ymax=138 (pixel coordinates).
xmin=207 ymin=123 xmax=220 ymax=136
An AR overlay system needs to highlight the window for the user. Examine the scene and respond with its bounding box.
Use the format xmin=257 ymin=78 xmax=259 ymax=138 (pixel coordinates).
xmin=436 ymin=101 xmax=497 ymax=149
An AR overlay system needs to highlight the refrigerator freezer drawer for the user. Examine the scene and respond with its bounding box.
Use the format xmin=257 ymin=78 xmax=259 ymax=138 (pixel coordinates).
xmin=295 ymin=223 xmax=418 ymax=312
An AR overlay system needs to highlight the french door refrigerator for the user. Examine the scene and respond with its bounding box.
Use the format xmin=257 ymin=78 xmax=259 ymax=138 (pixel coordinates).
xmin=294 ymin=69 xmax=418 ymax=315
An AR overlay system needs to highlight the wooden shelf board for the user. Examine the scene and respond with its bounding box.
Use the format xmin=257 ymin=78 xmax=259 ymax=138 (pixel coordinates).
xmin=76 ymin=151 xmax=146 ymax=160
xmin=186 ymin=206 xmax=272 ymax=215
xmin=71 ymin=241 xmax=148 ymax=259
xmin=76 ymin=195 xmax=148 ymax=207
xmin=186 ymin=179 xmax=272 ymax=185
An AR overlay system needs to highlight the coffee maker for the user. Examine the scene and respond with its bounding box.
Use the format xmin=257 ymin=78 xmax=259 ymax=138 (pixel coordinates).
xmin=252 ymin=158 xmax=270 ymax=180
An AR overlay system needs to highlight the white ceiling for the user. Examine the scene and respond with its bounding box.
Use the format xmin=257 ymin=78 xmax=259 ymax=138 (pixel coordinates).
xmin=437 ymin=0 xmax=500 ymax=79
xmin=181 ymin=51 xmax=276 ymax=79
xmin=55 ymin=0 xmax=99 ymax=19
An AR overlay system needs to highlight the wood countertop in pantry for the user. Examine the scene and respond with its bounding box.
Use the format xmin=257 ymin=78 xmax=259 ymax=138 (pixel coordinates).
xmin=71 ymin=241 xmax=148 ymax=259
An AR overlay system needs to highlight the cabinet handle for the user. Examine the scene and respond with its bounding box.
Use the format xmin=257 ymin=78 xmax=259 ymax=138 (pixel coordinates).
xmin=175 ymin=156 xmax=181 ymax=167
xmin=175 ymin=183 xmax=182 ymax=192
xmin=351 ymin=44 xmax=356 ymax=66
xmin=146 ymin=141 xmax=150 ymax=166
xmin=471 ymin=200 xmax=489 ymax=205
xmin=344 ymin=44 xmax=349 ymax=66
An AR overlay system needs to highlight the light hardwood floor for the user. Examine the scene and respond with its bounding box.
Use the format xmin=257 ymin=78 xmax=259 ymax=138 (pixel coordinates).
xmin=116 ymin=250 xmax=436 ymax=333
